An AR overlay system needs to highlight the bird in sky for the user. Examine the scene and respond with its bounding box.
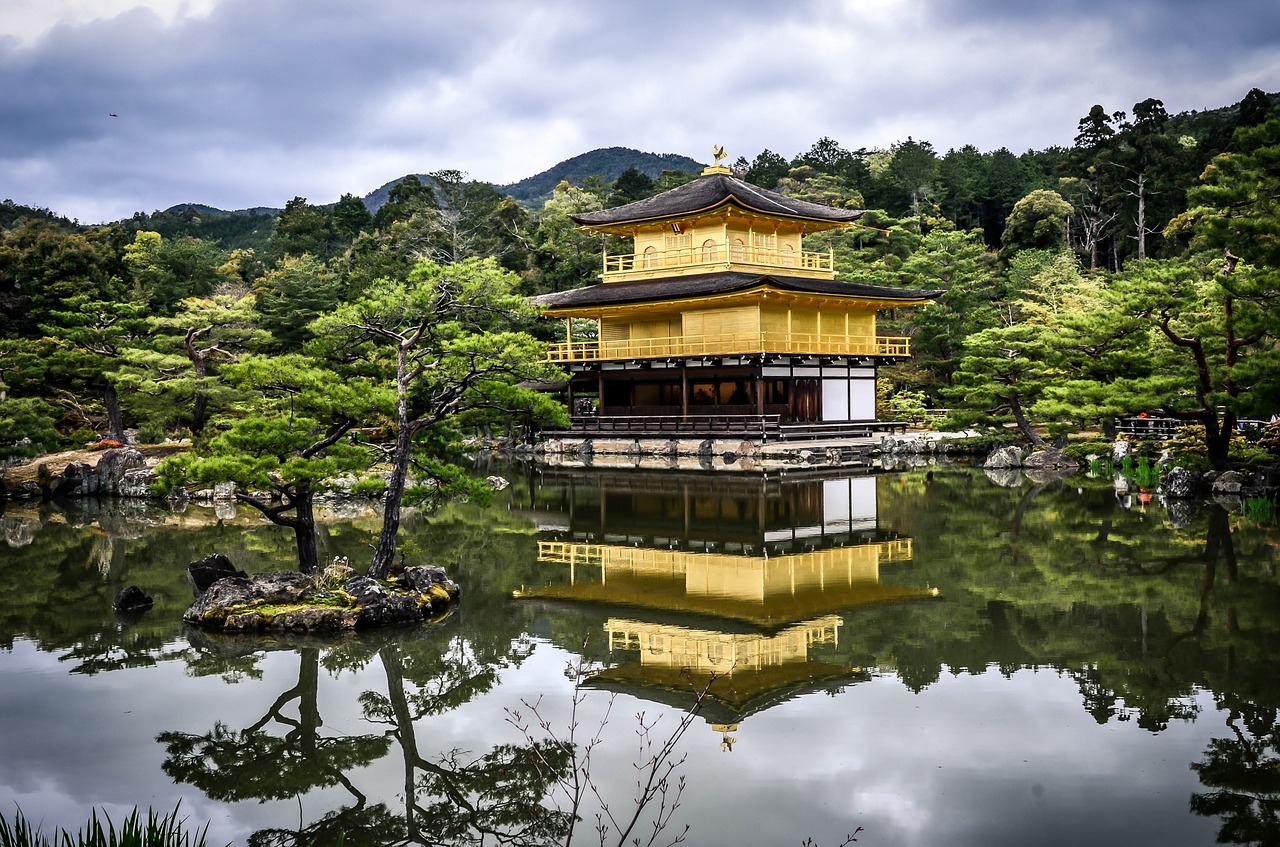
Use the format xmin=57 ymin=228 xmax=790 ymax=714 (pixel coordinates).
xmin=109 ymin=113 xmax=118 ymax=117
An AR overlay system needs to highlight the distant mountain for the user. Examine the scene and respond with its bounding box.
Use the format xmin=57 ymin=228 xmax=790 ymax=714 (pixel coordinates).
xmin=163 ymin=203 xmax=282 ymax=216
xmin=494 ymin=147 xmax=704 ymax=206
xmin=1 ymin=198 xmax=78 ymax=230
xmin=360 ymin=147 xmax=703 ymax=214
xmin=138 ymin=203 xmax=278 ymax=252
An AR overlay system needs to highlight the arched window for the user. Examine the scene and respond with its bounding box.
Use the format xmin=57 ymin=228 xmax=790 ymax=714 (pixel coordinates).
xmin=701 ymin=239 xmax=719 ymax=263
xmin=730 ymin=238 xmax=745 ymax=262
xmin=641 ymin=245 xmax=658 ymax=268
xmin=781 ymin=243 xmax=796 ymax=266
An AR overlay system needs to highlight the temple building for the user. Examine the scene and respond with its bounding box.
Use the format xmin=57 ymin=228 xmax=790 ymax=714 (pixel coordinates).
xmin=531 ymin=157 xmax=941 ymax=454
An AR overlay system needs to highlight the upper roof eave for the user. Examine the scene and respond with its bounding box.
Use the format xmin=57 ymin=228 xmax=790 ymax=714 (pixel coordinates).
xmin=530 ymin=272 xmax=943 ymax=313
xmin=570 ymin=172 xmax=864 ymax=230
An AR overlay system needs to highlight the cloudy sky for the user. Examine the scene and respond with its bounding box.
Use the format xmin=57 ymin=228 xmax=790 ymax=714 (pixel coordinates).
xmin=2 ymin=0 xmax=1277 ymax=224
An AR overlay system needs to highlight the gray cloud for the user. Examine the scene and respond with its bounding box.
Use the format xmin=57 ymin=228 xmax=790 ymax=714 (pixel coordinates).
xmin=1 ymin=0 xmax=1276 ymax=222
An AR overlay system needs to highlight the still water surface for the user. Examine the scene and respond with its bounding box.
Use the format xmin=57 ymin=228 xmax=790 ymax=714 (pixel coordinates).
xmin=1 ymin=463 xmax=1277 ymax=846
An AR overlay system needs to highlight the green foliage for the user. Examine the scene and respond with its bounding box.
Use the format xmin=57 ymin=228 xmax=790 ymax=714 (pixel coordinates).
xmin=311 ymin=256 xmax=563 ymax=577
xmin=1060 ymin=439 xmax=1114 ymax=462
xmin=999 ymin=189 xmax=1073 ymax=261
xmin=878 ymin=385 xmax=931 ymax=424
xmin=0 ymin=220 xmax=124 ymax=337
xmin=123 ymin=231 xmax=226 ymax=315
xmin=123 ymin=206 xmax=275 ymax=254
xmin=1241 ymin=496 xmax=1277 ymax=525
xmin=0 ymin=397 xmax=62 ymax=459
xmin=251 ymin=254 xmax=339 ymax=350
xmin=268 ymin=196 xmax=336 ymax=262
xmin=527 ymin=182 xmax=606 ymax=294
xmin=0 ymin=804 xmax=210 ymax=847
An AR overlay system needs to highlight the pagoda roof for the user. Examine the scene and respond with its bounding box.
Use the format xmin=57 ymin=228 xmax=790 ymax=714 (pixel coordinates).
xmin=530 ymin=271 xmax=942 ymax=311
xmin=570 ymin=170 xmax=864 ymax=229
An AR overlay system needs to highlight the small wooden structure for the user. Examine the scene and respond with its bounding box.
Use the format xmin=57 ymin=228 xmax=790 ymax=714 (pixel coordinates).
xmin=532 ymin=161 xmax=942 ymax=443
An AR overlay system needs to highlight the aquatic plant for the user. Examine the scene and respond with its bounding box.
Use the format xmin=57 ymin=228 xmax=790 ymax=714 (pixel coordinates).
xmin=1242 ymin=495 xmax=1277 ymax=525
xmin=0 ymin=804 xmax=211 ymax=847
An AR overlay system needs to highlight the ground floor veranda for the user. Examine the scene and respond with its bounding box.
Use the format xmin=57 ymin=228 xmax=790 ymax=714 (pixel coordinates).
xmin=542 ymin=355 xmax=908 ymax=442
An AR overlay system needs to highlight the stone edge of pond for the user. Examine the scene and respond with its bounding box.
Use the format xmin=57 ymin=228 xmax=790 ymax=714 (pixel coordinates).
xmin=182 ymin=566 xmax=461 ymax=633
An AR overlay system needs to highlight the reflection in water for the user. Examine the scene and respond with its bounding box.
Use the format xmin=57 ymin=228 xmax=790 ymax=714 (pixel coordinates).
xmin=518 ymin=470 xmax=937 ymax=736
xmin=1191 ymin=696 xmax=1280 ymax=845
xmin=160 ymin=631 xmax=571 ymax=846
xmin=2 ymin=465 xmax=1280 ymax=845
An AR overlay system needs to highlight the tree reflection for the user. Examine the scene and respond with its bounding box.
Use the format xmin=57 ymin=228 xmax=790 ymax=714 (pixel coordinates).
xmin=159 ymin=630 xmax=570 ymax=846
xmin=366 ymin=642 xmax=572 ymax=845
xmin=158 ymin=644 xmax=398 ymax=846
xmin=1191 ymin=696 xmax=1280 ymax=846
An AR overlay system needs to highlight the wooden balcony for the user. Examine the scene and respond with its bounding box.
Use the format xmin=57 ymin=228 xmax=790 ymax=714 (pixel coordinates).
xmin=602 ymin=243 xmax=833 ymax=281
xmin=547 ymin=331 xmax=912 ymax=362
xmin=536 ymin=539 xmax=913 ymax=568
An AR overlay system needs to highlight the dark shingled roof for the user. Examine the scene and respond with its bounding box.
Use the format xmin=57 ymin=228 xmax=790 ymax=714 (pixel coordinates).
xmin=530 ymin=272 xmax=942 ymax=310
xmin=569 ymin=171 xmax=864 ymax=227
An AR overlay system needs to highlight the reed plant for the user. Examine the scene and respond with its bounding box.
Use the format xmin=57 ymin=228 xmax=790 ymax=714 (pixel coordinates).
xmin=0 ymin=805 xmax=212 ymax=847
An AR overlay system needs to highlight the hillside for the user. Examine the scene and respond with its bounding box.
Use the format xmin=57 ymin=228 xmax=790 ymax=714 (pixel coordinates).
xmin=493 ymin=147 xmax=703 ymax=206
xmin=359 ymin=147 xmax=702 ymax=213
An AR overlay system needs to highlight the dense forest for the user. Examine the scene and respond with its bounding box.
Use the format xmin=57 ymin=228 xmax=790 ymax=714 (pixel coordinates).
xmin=2 ymin=87 xmax=1279 ymax=474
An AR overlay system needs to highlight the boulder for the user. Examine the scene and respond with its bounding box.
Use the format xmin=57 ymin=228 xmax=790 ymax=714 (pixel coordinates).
xmin=184 ymin=571 xmax=317 ymax=626
xmin=984 ymin=446 xmax=1024 ymax=469
xmin=342 ymin=576 xmax=421 ymax=628
xmin=187 ymin=553 xmax=248 ymax=596
xmin=96 ymin=447 xmax=146 ymax=494
xmin=1211 ymin=470 xmax=1245 ymax=495
xmin=1023 ymin=450 xmax=1080 ymax=472
xmin=1162 ymin=466 xmax=1199 ymax=500
xmin=55 ymin=462 xmax=98 ymax=498
xmin=118 ymin=467 xmax=159 ymax=498
xmin=112 ymin=585 xmax=154 ymax=613
xmin=1112 ymin=440 xmax=1131 ymax=463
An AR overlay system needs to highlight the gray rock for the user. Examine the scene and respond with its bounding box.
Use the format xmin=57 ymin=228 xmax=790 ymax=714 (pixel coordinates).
xmin=96 ymin=448 xmax=146 ymax=494
xmin=1112 ymin=440 xmax=1131 ymax=463
xmin=1023 ymin=450 xmax=1080 ymax=472
xmin=1211 ymin=470 xmax=1245 ymax=495
xmin=342 ymin=575 xmax=423 ymax=628
xmin=1162 ymin=466 xmax=1199 ymax=500
xmin=118 ymin=467 xmax=159 ymax=498
xmin=984 ymin=446 xmax=1024 ymax=469
xmin=183 ymin=571 xmax=316 ymax=625
xmin=57 ymin=461 xmax=98 ymax=497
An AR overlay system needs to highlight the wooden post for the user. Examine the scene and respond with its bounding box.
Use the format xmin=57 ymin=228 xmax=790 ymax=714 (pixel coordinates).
xmin=681 ymin=365 xmax=689 ymax=419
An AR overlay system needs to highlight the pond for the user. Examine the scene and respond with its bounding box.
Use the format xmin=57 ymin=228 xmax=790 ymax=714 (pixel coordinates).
xmin=1 ymin=462 xmax=1277 ymax=847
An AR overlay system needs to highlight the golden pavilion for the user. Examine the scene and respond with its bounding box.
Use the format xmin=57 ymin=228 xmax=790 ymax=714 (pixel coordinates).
xmin=531 ymin=159 xmax=941 ymax=442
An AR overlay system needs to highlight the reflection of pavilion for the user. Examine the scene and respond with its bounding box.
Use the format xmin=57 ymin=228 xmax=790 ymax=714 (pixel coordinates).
xmin=516 ymin=470 xmax=937 ymax=739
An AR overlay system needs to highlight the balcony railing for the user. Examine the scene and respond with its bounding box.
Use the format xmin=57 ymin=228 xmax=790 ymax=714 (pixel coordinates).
xmin=603 ymin=243 xmax=832 ymax=276
xmin=536 ymin=539 xmax=912 ymax=567
xmin=547 ymin=331 xmax=912 ymax=362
